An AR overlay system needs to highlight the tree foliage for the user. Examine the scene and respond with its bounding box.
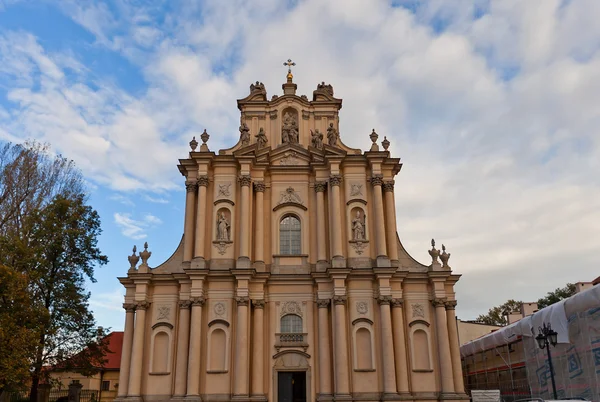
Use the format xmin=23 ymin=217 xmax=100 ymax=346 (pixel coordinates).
xmin=537 ymin=283 xmax=577 ymax=309
xmin=0 ymin=141 xmax=109 ymax=399
xmin=476 ymin=299 xmax=523 ymax=326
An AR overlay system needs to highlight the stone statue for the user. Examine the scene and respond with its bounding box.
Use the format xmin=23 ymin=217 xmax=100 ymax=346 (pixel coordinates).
xmin=352 ymin=211 xmax=365 ymax=240
xmin=217 ymin=212 xmax=230 ymax=241
xmin=255 ymin=127 xmax=268 ymax=148
xmin=239 ymin=122 xmax=250 ymax=146
xmin=282 ymin=112 xmax=299 ymax=144
xmin=327 ymin=123 xmax=339 ymax=146
xmin=428 ymin=239 xmax=440 ymax=263
xmin=310 ymin=129 xmax=323 ymax=149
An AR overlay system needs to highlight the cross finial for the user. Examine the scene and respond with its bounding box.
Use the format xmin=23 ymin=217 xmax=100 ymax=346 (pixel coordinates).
xmin=283 ymin=58 xmax=296 ymax=81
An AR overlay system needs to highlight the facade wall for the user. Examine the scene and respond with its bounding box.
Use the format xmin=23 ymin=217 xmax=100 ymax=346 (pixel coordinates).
xmin=115 ymin=77 xmax=467 ymax=402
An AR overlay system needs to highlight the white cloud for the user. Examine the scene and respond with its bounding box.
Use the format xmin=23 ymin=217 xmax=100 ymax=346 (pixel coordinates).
xmin=113 ymin=212 xmax=163 ymax=240
xmin=1 ymin=0 xmax=599 ymax=319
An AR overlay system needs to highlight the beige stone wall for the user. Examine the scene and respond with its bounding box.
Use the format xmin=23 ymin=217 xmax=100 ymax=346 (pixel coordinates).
xmin=116 ymin=77 xmax=467 ymax=402
xmin=457 ymin=320 xmax=501 ymax=345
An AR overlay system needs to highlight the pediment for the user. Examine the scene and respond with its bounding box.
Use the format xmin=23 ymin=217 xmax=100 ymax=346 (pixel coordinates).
xmin=323 ymin=144 xmax=348 ymax=157
xmin=270 ymin=144 xmax=311 ymax=166
xmin=233 ymin=143 xmax=258 ymax=157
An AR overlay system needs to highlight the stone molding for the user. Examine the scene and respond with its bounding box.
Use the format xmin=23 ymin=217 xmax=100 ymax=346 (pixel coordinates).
xmin=178 ymin=300 xmax=192 ymax=309
xmin=238 ymin=175 xmax=252 ymax=187
xmin=123 ymin=303 xmax=136 ymax=312
xmin=316 ymin=299 xmax=331 ymax=308
xmin=391 ymin=298 xmax=404 ymax=308
xmin=197 ymin=175 xmax=209 ymax=187
xmin=190 ymin=296 xmax=205 ymax=307
xmin=332 ymin=295 xmax=347 ymax=305
xmin=252 ymin=299 xmax=265 ymax=309
xmin=329 ymin=175 xmax=342 ymax=187
xmin=185 ymin=181 xmax=198 ymax=193
xmin=383 ymin=180 xmax=395 ymax=192
xmin=445 ymin=300 xmax=457 ymax=310
xmin=370 ymin=175 xmax=384 ymax=186
xmin=135 ymin=301 xmax=150 ymax=311
xmin=253 ymin=181 xmax=266 ymax=192
xmin=236 ymin=296 xmax=250 ymax=306
xmin=431 ymin=298 xmax=446 ymax=308
xmin=314 ymin=181 xmax=327 ymax=193
xmin=377 ymin=295 xmax=392 ymax=305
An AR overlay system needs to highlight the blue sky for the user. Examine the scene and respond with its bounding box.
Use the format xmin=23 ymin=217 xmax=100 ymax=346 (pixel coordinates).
xmin=1 ymin=0 xmax=599 ymax=331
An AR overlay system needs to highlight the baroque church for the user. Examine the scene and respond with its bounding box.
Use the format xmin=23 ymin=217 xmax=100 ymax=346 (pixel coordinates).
xmin=116 ymin=64 xmax=468 ymax=402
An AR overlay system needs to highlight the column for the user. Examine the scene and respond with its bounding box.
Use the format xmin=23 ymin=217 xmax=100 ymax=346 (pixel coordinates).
xmin=251 ymin=300 xmax=265 ymax=397
xmin=186 ymin=297 xmax=204 ymax=398
xmin=238 ymin=175 xmax=252 ymax=262
xmin=391 ymin=299 xmax=410 ymax=394
xmin=183 ymin=181 xmax=198 ymax=262
xmin=383 ymin=181 xmax=399 ymax=262
xmin=194 ymin=176 xmax=209 ymax=260
xmin=317 ymin=299 xmax=333 ymax=396
xmin=433 ymin=298 xmax=455 ymax=394
xmin=116 ymin=304 xmax=135 ymax=398
xmin=446 ymin=301 xmax=465 ymax=393
xmin=315 ymin=182 xmax=328 ymax=263
xmin=173 ymin=300 xmax=191 ymax=397
xmin=329 ymin=175 xmax=343 ymax=260
xmin=370 ymin=176 xmax=387 ymax=258
xmin=253 ymin=182 xmax=265 ymax=264
xmin=127 ymin=301 xmax=149 ymax=397
xmin=333 ymin=295 xmax=350 ymax=396
xmin=378 ymin=296 xmax=397 ymax=395
xmin=234 ymin=296 xmax=250 ymax=396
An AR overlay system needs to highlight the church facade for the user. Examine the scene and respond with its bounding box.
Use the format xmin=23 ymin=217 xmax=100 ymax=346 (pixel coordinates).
xmin=116 ymin=68 xmax=468 ymax=402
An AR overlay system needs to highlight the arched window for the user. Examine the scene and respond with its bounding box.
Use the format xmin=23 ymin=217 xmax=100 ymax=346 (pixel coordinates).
xmin=279 ymin=215 xmax=301 ymax=255
xmin=280 ymin=314 xmax=302 ymax=333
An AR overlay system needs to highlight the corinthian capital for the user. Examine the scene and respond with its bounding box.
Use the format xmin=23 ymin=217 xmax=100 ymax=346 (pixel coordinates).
xmin=370 ymin=175 xmax=384 ymax=186
xmin=377 ymin=295 xmax=392 ymax=305
xmin=253 ymin=181 xmax=265 ymax=192
xmin=197 ymin=175 xmax=209 ymax=187
xmin=445 ymin=300 xmax=457 ymax=310
xmin=252 ymin=299 xmax=265 ymax=309
xmin=236 ymin=296 xmax=250 ymax=306
xmin=135 ymin=301 xmax=150 ymax=311
xmin=316 ymin=299 xmax=331 ymax=308
xmin=185 ymin=181 xmax=198 ymax=193
xmin=190 ymin=296 xmax=205 ymax=306
xmin=314 ymin=181 xmax=327 ymax=193
xmin=329 ymin=175 xmax=342 ymax=187
xmin=391 ymin=298 xmax=404 ymax=308
xmin=123 ymin=303 xmax=136 ymax=312
xmin=333 ymin=295 xmax=347 ymax=305
xmin=238 ymin=175 xmax=252 ymax=187
xmin=431 ymin=298 xmax=446 ymax=308
xmin=383 ymin=180 xmax=395 ymax=192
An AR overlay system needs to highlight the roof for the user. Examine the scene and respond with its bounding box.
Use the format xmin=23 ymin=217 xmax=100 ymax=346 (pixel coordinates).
xmin=102 ymin=331 xmax=123 ymax=369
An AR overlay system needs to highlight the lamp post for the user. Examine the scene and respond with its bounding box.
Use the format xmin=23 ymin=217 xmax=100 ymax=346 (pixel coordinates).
xmin=535 ymin=322 xmax=558 ymax=400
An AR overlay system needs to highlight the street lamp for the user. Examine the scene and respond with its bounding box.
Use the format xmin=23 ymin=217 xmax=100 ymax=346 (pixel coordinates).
xmin=535 ymin=322 xmax=558 ymax=400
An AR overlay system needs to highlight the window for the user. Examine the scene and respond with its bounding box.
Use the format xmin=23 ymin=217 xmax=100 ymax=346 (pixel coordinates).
xmin=101 ymin=381 xmax=110 ymax=391
xmin=280 ymin=314 xmax=302 ymax=333
xmin=279 ymin=215 xmax=301 ymax=255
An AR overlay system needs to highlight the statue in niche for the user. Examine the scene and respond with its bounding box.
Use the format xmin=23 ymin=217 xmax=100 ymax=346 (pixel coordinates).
xmin=327 ymin=122 xmax=339 ymax=146
xmin=282 ymin=112 xmax=299 ymax=144
xmin=310 ymin=129 xmax=323 ymax=149
xmin=239 ymin=122 xmax=250 ymax=146
xmin=255 ymin=127 xmax=268 ymax=148
xmin=216 ymin=212 xmax=230 ymax=241
xmin=352 ymin=211 xmax=365 ymax=240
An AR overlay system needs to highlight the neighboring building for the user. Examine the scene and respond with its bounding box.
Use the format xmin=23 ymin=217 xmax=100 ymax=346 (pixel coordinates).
xmin=116 ymin=68 xmax=469 ymax=402
xmin=456 ymin=320 xmax=501 ymax=345
xmin=460 ymin=282 xmax=600 ymax=402
xmin=49 ymin=331 xmax=123 ymax=401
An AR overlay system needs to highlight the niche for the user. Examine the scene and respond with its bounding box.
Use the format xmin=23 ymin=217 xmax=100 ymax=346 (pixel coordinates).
xmin=350 ymin=207 xmax=367 ymax=241
xmin=150 ymin=330 xmax=171 ymax=374
xmin=215 ymin=208 xmax=231 ymax=242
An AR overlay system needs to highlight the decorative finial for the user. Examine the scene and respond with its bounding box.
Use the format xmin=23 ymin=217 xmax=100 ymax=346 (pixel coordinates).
xmin=283 ymin=58 xmax=296 ymax=82
xmin=428 ymin=239 xmax=440 ymax=264
xmin=200 ymin=129 xmax=210 ymax=152
xmin=139 ymin=242 xmax=152 ymax=267
xmin=127 ymin=245 xmax=139 ymax=271
xmin=369 ymin=129 xmax=379 ymax=151
xmin=189 ymin=136 xmax=198 ymax=152
xmin=382 ymin=136 xmax=390 ymax=151
xmin=440 ymin=244 xmax=451 ymax=269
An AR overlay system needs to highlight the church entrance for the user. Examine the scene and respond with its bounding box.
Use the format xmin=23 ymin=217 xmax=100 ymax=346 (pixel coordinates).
xmin=277 ymin=371 xmax=306 ymax=402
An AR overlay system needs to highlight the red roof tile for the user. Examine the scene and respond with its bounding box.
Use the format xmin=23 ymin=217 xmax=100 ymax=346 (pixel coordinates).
xmin=103 ymin=331 xmax=123 ymax=370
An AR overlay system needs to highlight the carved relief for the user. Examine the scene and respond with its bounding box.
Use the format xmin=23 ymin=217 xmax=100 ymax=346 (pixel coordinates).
xmin=350 ymin=183 xmax=363 ymax=196
xmin=356 ymin=301 xmax=368 ymax=315
xmin=213 ymin=241 xmax=232 ymax=255
xmin=280 ymin=301 xmax=302 ymax=316
xmin=214 ymin=302 xmax=226 ymax=317
xmin=277 ymin=187 xmax=303 ymax=206
xmin=281 ymin=110 xmax=299 ymax=144
xmin=157 ymin=306 xmax=170 ymax=320
xmin=350 ymin=241 xmax=367 ymax=255
xmin=218 ymin=183 xmax=231 ymax=198
xmin=279 ymin=152 xmax=301 ymax=166
xmin=412 ymin=303 xmax=425 ymax=318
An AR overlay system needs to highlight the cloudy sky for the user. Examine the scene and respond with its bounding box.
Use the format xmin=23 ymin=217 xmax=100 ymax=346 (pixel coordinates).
xmin=1 ymin=0 xmax=599 ymax=331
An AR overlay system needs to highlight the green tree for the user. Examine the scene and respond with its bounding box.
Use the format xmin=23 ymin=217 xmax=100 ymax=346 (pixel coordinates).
xmin=476 ymin=299 xmax=522 ymax=326
xmin=0 ymin=142 xmax=108 ymax=400
xmin=537 ymin=283 xmax=577 ymax=309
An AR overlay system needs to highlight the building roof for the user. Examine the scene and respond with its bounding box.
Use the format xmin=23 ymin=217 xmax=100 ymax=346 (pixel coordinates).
xmin=103 ymin=331 xmax=123 ymax=369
